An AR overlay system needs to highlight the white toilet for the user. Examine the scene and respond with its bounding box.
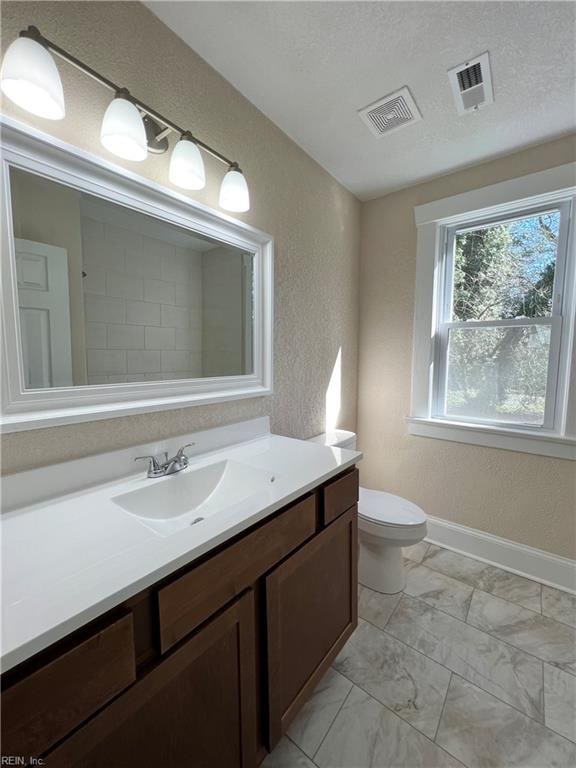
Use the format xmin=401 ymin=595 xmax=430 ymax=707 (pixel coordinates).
xmin=309 ymin=430 xmax=427 ymax=594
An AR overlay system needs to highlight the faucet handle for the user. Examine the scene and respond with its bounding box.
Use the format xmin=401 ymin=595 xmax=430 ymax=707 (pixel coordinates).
xmin=135 ymin=452 xmax=168 ymax=474
xmin=134 ymin=455 xmax=155 ymax=476
xmin=175 ymin=443 xmax=195 ymax=460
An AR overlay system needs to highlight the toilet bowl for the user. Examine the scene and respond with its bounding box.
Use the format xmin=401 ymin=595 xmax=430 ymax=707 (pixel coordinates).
xmin=309 ymin=430 xmax=427 ymax=594
xmin=357 ymin=487 xmax=427 ymax=593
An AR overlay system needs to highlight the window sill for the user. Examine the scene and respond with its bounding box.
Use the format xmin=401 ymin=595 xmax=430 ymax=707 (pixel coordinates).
xmin=406 ymin=417 xmax=576 ymax=460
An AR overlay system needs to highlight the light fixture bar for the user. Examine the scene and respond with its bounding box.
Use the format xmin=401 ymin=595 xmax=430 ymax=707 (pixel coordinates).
xmin=154 ymin=126 xmax=173 ymax=142
xmin=19 ymin=25 xmax=238 ymax=169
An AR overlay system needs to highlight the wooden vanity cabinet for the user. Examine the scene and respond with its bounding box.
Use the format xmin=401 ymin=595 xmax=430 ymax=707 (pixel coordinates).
xmin=1 ymin=614 xmax=136 ymax=759
xmin=0 ymin=467 xmax=358 ymax=768
xmin=44 ymin=591 xmax=257 ymax=768
xmin=157 ymin=494 xmax=317 ymax=653
xmin=266 ymin=505 xmax=358 ymax=745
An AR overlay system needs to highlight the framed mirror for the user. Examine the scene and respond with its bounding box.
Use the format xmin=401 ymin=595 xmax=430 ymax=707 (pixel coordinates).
xmin=0 ymin=118 xmax=273 ymax=431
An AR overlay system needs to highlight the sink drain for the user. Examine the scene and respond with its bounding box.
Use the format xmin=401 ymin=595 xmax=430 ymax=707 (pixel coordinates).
xmin=190 ymin=517 xmax=204 ymax=526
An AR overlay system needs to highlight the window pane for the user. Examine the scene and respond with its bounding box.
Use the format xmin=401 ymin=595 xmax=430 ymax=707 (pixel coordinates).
xmin=445 ymin=325 xmax=551 ymax=425
xmin=452 ymin=211 xmax=561 ymax=321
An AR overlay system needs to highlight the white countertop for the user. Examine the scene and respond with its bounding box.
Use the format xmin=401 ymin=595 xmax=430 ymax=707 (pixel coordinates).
xmin=1 ymin=424 xmax=361 ymax=672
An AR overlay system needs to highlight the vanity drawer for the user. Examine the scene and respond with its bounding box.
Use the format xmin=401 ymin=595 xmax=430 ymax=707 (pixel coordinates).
xmin=322 ymin=468 xmax=359 ymax=525
xmin=158 ymin=494 xmax=317 ymax=653
xmin=1 ymin=613 xmax=136 ymax=758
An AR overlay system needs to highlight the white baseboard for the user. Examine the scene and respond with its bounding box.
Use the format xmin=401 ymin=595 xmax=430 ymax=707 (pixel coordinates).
xmin=425 ymin=515 xmax=576 ymax=595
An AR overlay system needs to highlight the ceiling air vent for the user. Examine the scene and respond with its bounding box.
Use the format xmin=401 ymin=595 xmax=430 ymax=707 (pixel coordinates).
xmin=448 ymin=52 xmax=494 ymax=115
xmin=358 ymin=86 xmax=422 ymax=138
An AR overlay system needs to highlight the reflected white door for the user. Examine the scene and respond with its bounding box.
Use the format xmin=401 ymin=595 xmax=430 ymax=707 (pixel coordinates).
xmin=15 ymin=238 xmax=73 ymax=388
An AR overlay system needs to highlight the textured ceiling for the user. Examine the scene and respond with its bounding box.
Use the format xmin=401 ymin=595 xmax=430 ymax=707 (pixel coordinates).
xmin=146 ymin=1 xmax=576 ymax=200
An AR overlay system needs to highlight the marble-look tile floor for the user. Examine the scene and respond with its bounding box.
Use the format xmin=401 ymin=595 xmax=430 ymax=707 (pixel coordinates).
xmin=263 ymin=542 xmax=576 ymax=768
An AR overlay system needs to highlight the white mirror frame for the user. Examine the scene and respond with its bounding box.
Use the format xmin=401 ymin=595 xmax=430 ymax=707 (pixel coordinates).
xmin=0 ymin=116 xmax=273 ymax=432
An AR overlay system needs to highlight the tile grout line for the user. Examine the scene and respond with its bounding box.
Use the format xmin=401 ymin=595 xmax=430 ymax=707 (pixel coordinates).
xmin=541 ymin=659 xmax=547 ymax=730
xmin=431 ymin=685 xmax=480 ymax=768
xmin=540 ymin=593 xmax=576 ymax=629
xmin=433 ymin=671 xmax=453 ymax=743
xmin=405 ymin=552 xmax=551 ymax=627
xmin=332 ymin=666 xmax=470 ymax=766
xmin=539 ymin=582 xmax=544 ymax=615
xmin=337 ymin=649 xmax=574 ymax=765
xmin=417 ymin=545 xmax=549 ymax=616
xmin=404 ymin=559 xmax=476 ymax=606
xmin=405 ymin=542 xmax=430 ymax=566
xmin=462 ymin=590 xmax=576 ymax=672
xmin=359 ymin=596 xmax=559 ymax=727
xmin=423 ymin=541 xmax=549 ymax=590
xmin=464 ymin=587 xmax=475 ymax=623
xmin=537 ymin=664 xmax=576 ymax=747
xmin=448 ymin=671 xmax=576 ymax=749
xmin=541 ymin=614 xmax=576 ymax=631
xmin=393 ymin=587 xmax=473 ymax=625
xmin=284 ymin=735 xmax=319 ymax=767
xmin=310 ymin=680 xmax=355 ymax=763
xmin=407 ymin=575 xmax=576 ymax=671
xmin=359 ymin=552 xmax=574 ymax=720
xmin=428 ymin=673 xmax=506 ymax=768
xmin=389 ymin=589 xmax=563 ymax=676
xmin=381 ymin=592 xmax=403 ymax=630
xmin=333 ymin=665 xmax=442 ymax=740
xmin=358 ymin=612 xmax=458 ymax=678
xmin=378 ymin=617 xmax=550 ymax=727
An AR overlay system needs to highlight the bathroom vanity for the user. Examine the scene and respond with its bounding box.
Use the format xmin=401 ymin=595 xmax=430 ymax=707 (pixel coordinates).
xmin=1 ymin=423 xmax=360 ymax=767
xmin=0 ymin=117 xmax=360 ymax=767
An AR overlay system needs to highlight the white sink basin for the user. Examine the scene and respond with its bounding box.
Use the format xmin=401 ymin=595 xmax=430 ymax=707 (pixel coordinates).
xmin=113 ymin=459 xmax=276 ymax=536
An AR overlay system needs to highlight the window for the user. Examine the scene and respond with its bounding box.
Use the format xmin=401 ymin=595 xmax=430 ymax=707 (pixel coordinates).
xmin=410 ymin=164 xmax=576 ymax=459
xmin=435 ymin=206 xmax=569 ymax=428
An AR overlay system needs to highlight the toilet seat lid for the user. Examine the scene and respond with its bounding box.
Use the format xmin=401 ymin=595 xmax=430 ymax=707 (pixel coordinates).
xmin=358 ymin=487 xmax=426 ymax=527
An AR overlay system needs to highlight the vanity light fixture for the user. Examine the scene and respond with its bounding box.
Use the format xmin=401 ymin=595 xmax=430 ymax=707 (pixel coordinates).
xmin=219 ymin=164 xmax=250 ymax=213
xmin=0 ymin=25 xmax=250 ymax=211
xmin=0 ymin=34 xmax=65 ymax=120
xmin=100 ymin=89 xmax=147 ymax=162
xmin=169 ymin=132 xmax=206 ymax=190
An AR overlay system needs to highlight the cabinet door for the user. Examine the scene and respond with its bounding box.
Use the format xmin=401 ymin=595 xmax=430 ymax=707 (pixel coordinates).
xmin=45 ymin=591 xmax=257 ymax=768
xmin=266 ymin=506 xmax=357 ymax=746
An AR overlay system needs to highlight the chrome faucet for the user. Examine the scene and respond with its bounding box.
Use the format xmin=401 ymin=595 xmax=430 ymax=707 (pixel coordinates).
xmin=135 ymin=443 xmax=195 ymax=478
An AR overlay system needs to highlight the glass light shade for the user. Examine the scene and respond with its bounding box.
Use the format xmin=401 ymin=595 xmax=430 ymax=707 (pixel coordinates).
xmin=169 ymin=137 xmax=206 ymax=190
xmin=219 ymin=168 xmax=250 ymax=212
xmin=0 ymin=36 xmax=65 ymax=120
xmin=100 ymin=96 xmax=147 ymax=161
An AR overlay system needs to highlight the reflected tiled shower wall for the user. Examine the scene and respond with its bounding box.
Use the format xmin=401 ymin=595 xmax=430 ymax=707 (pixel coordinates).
xmin=81 ymin=215 xmax=203 ymax=384
xmin=202 ymin=247 xmax=253 ymax=377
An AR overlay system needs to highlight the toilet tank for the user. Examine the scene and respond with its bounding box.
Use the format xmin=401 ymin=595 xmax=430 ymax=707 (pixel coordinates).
xmin=308 ymin=429 xmax=357 ymax=451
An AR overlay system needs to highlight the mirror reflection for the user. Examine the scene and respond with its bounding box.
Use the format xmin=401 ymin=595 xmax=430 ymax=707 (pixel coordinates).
xmin=9 ymin=168 xmax=254 ymax=389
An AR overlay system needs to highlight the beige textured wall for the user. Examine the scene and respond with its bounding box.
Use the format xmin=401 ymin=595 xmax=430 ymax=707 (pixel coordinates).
xmin=359 ymin=134 xmax=576 ymax=559
xmin=0 ymin=1 xmax=360 ymax=474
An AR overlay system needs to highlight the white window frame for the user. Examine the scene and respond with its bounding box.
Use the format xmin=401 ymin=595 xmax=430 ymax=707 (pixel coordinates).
xmin=409 ymin=163 xmax=576 ymax=460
